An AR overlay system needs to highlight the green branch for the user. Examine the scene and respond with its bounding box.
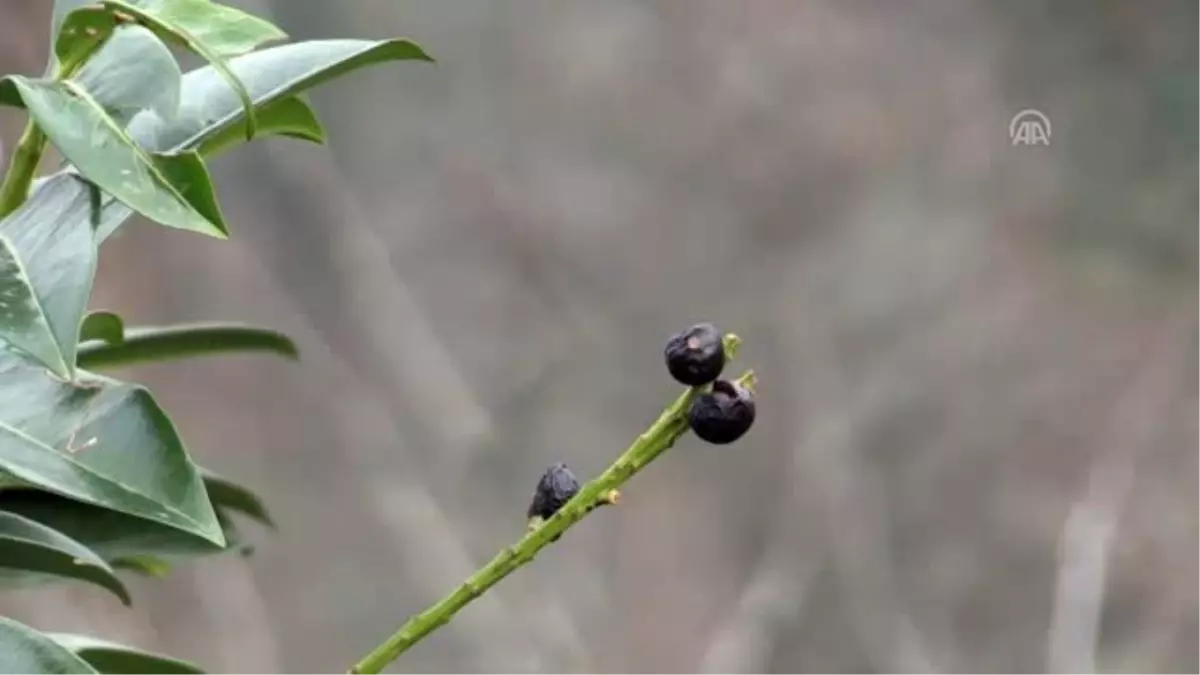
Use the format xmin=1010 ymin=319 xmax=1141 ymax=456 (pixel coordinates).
xmin=349 ymin=335 xmax=754 ymax=674
xmin=0 ymin=122 xmax=47 ymax=218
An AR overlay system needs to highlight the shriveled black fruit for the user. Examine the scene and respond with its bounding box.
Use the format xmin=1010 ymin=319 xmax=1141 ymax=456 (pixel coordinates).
xmin=527 ymin=462 xmax=580 ymax=520
xmin=688 ymin=379 xmax=756 ymax=444
xmin=664 ymin=323 xmax=726 ymax=386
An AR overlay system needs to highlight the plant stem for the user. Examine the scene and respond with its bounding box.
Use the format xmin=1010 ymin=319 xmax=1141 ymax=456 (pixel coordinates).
xmin=0 ymin=122 xmax=47 ymax=218
xmin=349 ymin=336 xmax=754 ymax=674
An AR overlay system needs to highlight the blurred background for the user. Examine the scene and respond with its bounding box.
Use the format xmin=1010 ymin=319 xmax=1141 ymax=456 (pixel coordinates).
xmin=1 ymin=0 xmax=1196 ymax=672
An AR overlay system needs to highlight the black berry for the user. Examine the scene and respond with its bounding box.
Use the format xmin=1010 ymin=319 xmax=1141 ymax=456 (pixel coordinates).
xmin=664 ymin=323 xmax=726 ymax=386
xmin=527 ymin=462 xmax=580 ymax=520
xmin=687 ymin=379 xmax=756 ymax=444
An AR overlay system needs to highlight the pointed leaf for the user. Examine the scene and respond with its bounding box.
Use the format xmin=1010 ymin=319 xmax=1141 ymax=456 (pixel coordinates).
xmin=0 ymin=355 xmax=225 ymax=546
xmin=77 ymin=322 xmax=298 ymax=370
xmin=1 ymin=25 xmax=181 ymax=125
xmin=66 ymin=38 xmax=430 ymax=241
xmin=151 ymin=151 xmax=228 ymax=232
xmin=200 ymin=468 xmax=272 ymax=527
xmin=129 ymin=38 xmax=431 ymax=154
xmin=74 ymin=25 xmax=182 ymax=124
xmin=102 ymin=0 xmax=288 ymax=141
xmin=48 ymin=0 xmax=111 ymax=73
xmin=0 ymin=490 xmax=231 ymax=560
xmin=0 ymin=510 xmax=130 ymax=604
xmin=54 ymin=6 xmax=119 ymax=74
xmin=4 ymin=76 xmax=225 ymax=238
xmin=197 ymin=96 xmax=325 ymax=157
xmin=0 ymin=173 xmax=98 ymax=379
xmin=79 ymin=311 xmax=124 ymax=346
xmin=0 ymin=617 xmax=97 ymax=674
xmin=51 ymin=1 xmax=100 ymax=48
xmin=50 ymin=634 xmax=204 ymax=674
xmin=0 ymin=237 xmax=73 ymax=379
xmin=105 ymin=0 xmax=286 ymax=57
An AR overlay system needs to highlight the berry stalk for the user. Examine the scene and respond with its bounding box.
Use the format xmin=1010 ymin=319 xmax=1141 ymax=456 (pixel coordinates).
xmin=349 ymin=335 xmax=754 ymax=674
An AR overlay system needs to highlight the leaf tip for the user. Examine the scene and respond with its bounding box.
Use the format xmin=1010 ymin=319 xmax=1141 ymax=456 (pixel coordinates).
xmin=388 ymin=38 xmax=435 ymax=63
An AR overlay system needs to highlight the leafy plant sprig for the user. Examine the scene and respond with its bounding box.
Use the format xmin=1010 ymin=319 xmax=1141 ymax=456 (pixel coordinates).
xmin=0 ymin=1 xmax=430 ymax=671
xmin=0 ymin=3 xmax=762 ymax=673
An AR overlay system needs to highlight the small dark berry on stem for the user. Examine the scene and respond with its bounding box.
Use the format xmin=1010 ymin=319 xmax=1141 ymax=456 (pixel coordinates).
xmin=664 ymin=323 xmax=726 ymax=386
xmin=527 ymin=462 xmax=580 ymax=520
xmin=688 ymin=379 xmax=756 ymax=444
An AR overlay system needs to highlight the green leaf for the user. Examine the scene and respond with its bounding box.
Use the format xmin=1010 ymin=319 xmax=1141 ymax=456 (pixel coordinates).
xmin=0 ymin=511 xmax=130 ymax=604
xmin=0 ymin=490 xmax=230 ymax=561
xmin=0 ymin=355 xmax=225 ymax=547
xmin=0 ymin=472 xmax=253 ymax=565
xmin=101 ymin=0 xmax=288 ymax=141
xmin=77 ymin=322 xmax=298 ymax=370
xmin=73 ymin=25 xmax=182 ymax=124
xmin=109 ymin=554 xmax=171 ymax=578
xmin=0 ymin=617 xmax=97 ymax=674
xmin=67 ymin=37 xmax=430 ymax=241
xmin=3 ymin=76 xmax=226 ymax=238
xmin=50 ymin=634 xmax=204 ymax=674
xmin=0 ymin=25 xmax=181 ymax=124
xmin=0 ymin=173 xmax=97 ymax=380
xmin=107 ymin=0 xmax=286 ymax=57
xmin=48 ymin=0 xmax=110 ymax=73
xmin=200 ymin=468 xmax=272 ymax=527
xmin=152 ymin=151 xmax=228 ymax=232
xmin=129 ymin=38 xmax=431 ymax=155
xmin=54 ymin=5 xmax=119 ymax=74
xmin=197 ymin=95 xmax=325 ymax=157
xmin=79 ymin=311 xmax=124 ymax=346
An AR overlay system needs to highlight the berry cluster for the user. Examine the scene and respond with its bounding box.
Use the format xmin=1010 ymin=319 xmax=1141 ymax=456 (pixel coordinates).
xmin=664 ymin=323 xmax=756 ymax=444
xmin=525 ymin=324 xmax=755 ymax=525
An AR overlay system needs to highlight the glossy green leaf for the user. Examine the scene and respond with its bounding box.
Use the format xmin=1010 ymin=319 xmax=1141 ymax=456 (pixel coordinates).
xmin=0 ymin=510 xmax=129 ymax=604
xmin=0 ymin=617 xmax=97 ymax=674
xmin=152 ymin=151 xmax=228 ymax=233
xmin=74 ymin=25 xmax=182 ymax=124
xmin=64 ymin=37 xmax=430 ymax=241
xmin=54 ymin=6 xmax=119 ymax=75
xmin=0 ymin=238 xmax=73 ymax=380
xmin=3 ymin=76 xmax=226 ymax=238
xmin=79 ymin=311 xmax=124 ymax=346
xmin=0 ymin=466 xmax=260 ymax=564
xmin=129 ymin=38 xmax=431 ymax=155
xmin=200 ymin=468 xmax=272 ymax=527
xmin=106 ymin=0 xmax=286 ymax=57
xmin=48 ymin=0 xmax=110 ymax=73
xmin=0 ymin=355 xmax=224 ymax=547
xmin=0 ymin=173 xmax=97 ymax=379
xmin=101 ymin=0 xmax=288 ymax=141
xmin=197 ymin=95 xmax=325 ymax=157
xmin=0 ymin=489 xmax=232 ymax=561
xmin=1 ymin=25 xmax=180 ymax=126
xmin=50 ymin=634 xmax=204 ymax=674
xmin=77 ymin=322 xmax=298 ymax=370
